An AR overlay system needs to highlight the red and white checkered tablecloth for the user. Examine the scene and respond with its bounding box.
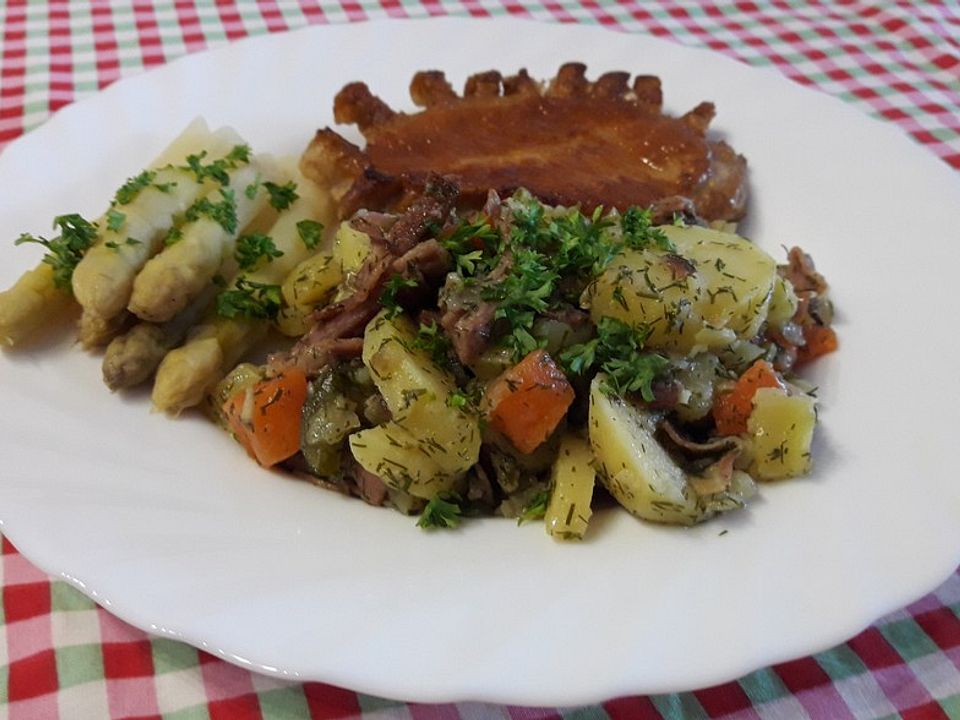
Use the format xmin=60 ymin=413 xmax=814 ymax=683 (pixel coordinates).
xmin=1 ymin=2 xmax=959 ymax=718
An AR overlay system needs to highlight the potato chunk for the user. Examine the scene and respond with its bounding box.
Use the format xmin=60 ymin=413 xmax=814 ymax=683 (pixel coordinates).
xmin=545 ymin=434 xmax=596 ymax=540
xmin=280 ymin=252 xmax=342 ymax=320
xmin=349 ymin=312 xmax=481 ymax=495
xmin=589 ymin=376 xmax=702 ymax=525
xmin=585 ymin=225 xmax=777 ymax=353
xmin=348 ymin=424 xmax=455 ymax=498
xmin=745 ymin=388 xmax=817 ymax=480
xmin=333 ymin=221 xmax=372 ymax=274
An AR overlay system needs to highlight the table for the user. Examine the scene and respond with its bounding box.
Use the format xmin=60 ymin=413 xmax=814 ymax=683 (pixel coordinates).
xmin=1 ymin=1 xmax=959 ymax=718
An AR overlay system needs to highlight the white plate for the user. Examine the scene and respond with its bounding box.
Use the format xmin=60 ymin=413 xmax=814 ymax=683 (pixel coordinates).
xmin=1 ymin=17 xmax=959 ymax=707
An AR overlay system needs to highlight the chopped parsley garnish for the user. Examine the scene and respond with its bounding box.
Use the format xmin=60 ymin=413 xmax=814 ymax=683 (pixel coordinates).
xmin=216 ymin=277 xmax=282 ymax=320
xmin=112 ymin=170 xmax=156 ymax=206
xmin=182 ymin=144 xmax=251 ymax=185
xmin=106 ymin=209 xmax=126 ymax=232
xmin=244 ymin=175 xmax=262 ymax=200
xmin=458 ymin=194 xmax=676 ymax=361
xmin=381 ymin=274 xmax=418 ymax=319
xmin=225 ymin=144 xmax=252 ymax=164
xmin=446 ymin=391 xmax=469 ymax=409
xmin=481 ymin=246 xmax=557 ymax=359
xmin=104 ymin=237 xmax=142 ymax=251
xmin=560 ymin=316 xmax=670 ymax=401
xmin=15 ymin=213 xmax=99 ymax=290
xmin=234 ymin=233 xmax=282 ymax=271
xmin=416 ymin=492 xmax=462 ymax=530
xmin=439 ymin=216 xmax=499 ymax=277
xmin=412 ymin=321 xmax=453 ymax=368
xmin=296 ymin=219 xmax=324 ymax=250
xmin=602 ymin=350 xmax=671 ymax=400
xmin=164 ymin=227 xmax=183 ymax=246
xmin=517 ymin=490 xmax=549 ymax=525
xmin=621 ymin=206 xmax=673 ymax=251
xmin=185 ymin=189 xmax=238 ymax=233
xmin=263 ymin=180 xmax=299 ymax=211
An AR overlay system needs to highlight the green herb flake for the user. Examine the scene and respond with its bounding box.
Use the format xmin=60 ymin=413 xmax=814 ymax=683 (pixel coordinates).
xmin=263 ymin=180 xmax=299 ymax=211
xmin=182 ymin=144 xmax=251 ymax=185
xmin=440 ymin=217 xmax=499 ymax=277
xmin=234 ymin=233 xmax=282 ymax=271
xmin=216 ymin=277 xmax=282 ymax=320
xmin=14 ymin=213 xmax=99 ymax=290
xmin=164 ymin=227 xmax=183 ymax=247
xmin=296 ymin=219 xmax=324 ymax=250
xmin=225 ymin=144 xmax=251 ymax=164
xmin=381 ymin=274 xmax=419 ymax=319
xmin=112 ymin=170 xmax=156 ymax=206
xmin=104 ymin=237 xmax=142 ymax=252
xmin=185 ymin=188 xmax=238 ymax=234
xmin=518 ymin=490 xmax=550 ymax=525
xmin=447 ymin=391 xmax=469 ymax=409
xmin=560 ymin=316 xmax=669 ymax=402
xmin=416 ymin=492 xmax=463 ymax=530
xmin=244 ymin=175 xmax=262 ymax=200
xmin=106 ymin=209 xmax=126 ymax=232
xmin=412 ymin=321 xmax=453 ymax=368
xmin=621 ymin=206 xmax=674 ymax=251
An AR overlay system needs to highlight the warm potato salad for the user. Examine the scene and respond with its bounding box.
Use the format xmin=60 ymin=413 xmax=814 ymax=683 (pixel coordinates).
xmin=2 ymin=123 xmax=837 ymax=541
xmin=208 ymin=188 xmax=837 ymax=538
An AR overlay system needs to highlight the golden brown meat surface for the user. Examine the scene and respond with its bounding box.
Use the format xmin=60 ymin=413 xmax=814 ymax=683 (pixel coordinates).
xmin=302 ymin=64 xmax=747 ymax=221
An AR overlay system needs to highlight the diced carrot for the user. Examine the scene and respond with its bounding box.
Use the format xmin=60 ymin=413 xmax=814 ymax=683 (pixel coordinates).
xmin=484 ymin=349 xmax=575 ymax=454
xmin=712 ymin=359 xmax=784 ymax=436
xmin=223 ymin=368 xmax=309 ymax=468
xmin=796 ymin=325 xmax=838 ymax=365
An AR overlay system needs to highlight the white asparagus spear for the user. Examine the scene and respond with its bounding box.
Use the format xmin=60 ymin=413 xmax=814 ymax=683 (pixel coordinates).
xmin=152 ymin=169 xmax=337 ymax=414
xmin=0 ymin=264 xmax=73 ymax=347
xmin=127 ymin=161 xmax=279 ymax=324
xmin=0 ymin=119 xmax=239 ymax=349
xmin=72 ymin=123 xmax=246 ymax=322
xmin=78 ymin=309 xmax=132 ymax=348
xmin=101 ymin=284 xmax=219 ymax=391
xmin=152 ymin=319 xmax=266 ymax=415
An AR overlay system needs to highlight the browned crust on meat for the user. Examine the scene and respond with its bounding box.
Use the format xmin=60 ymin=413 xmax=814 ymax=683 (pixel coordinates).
xmin=334 ymin=82 xmax=396 ymax=131
xmin=410 ymin=71 xmax=457 ymax=107
xmin=308 ymin=64 xmax=748 ymax=222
